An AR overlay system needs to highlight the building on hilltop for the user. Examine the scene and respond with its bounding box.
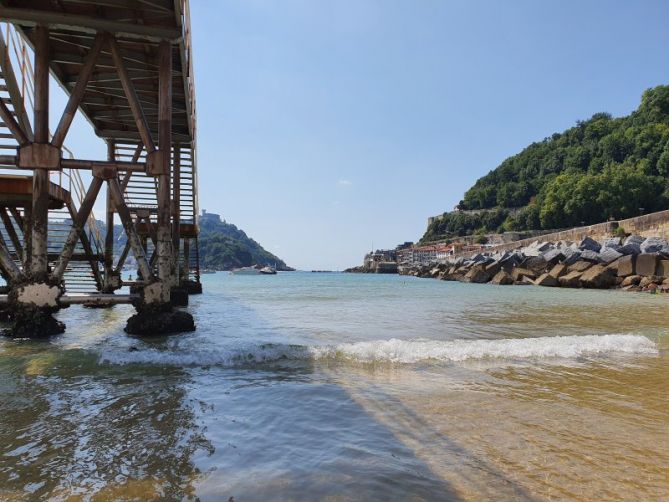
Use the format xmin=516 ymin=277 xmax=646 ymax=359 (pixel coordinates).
xmin=201 ymin=209 xmax=222 ymax=224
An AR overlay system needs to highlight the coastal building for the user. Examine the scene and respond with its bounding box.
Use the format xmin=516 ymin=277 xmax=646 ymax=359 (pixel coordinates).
xmin=364 ymin=249 xmax=397 ymax=268
xmin=396 ymin=247 xmax=414 ymax=265
xmin=436 ymin=244 xmax=454 ymax=261
xmin=414 ymin=245 xmax=437 ymax=264
xmin=396 ymin=243 xmax=454 ymax=266
xmin=361 ymin=241 xmax=452 ymax=268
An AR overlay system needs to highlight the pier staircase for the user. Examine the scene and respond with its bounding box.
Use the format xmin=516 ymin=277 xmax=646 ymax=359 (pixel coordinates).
xmin=0 ymin=24 xmax=103 ymax=293
xmin=114 ymin=141 xmax=199 ymax=280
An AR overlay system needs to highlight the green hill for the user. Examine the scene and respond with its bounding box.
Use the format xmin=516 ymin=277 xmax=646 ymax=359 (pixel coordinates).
xmin=198 ymin=215 xmax=291 ymax=271
xmin=422 ymin=85 xmax=669 ymax=242
xmin=90 ymin=213 xmax=290 ymax=271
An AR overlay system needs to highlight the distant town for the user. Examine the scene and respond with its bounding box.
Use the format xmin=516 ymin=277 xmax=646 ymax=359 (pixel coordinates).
xmin=347 ymin=212 xmax=550 ymax=273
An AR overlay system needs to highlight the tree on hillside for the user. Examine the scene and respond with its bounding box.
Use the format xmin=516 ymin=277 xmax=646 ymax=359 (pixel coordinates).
xmin=422 ymin=85 xmax=669 ymax=242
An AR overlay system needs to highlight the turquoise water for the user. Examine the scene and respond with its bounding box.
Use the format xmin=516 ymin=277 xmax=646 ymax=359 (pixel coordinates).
xmin=0 ymin=272 xmax=668 ymax=500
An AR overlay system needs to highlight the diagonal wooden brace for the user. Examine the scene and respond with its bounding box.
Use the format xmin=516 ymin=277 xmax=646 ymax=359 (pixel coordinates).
xmin=0 ymin=208 xmax=23 ymax=263
xmin=0 ymin=234 xmax=21 ymax=283
xmin=108 ymin=36 xmax=156 ymax=154
xmin=51 ymin=176 xmax=104 ymax=281
xmin=66 ymin=199 xmax=103 ymax=290
xmin=114 ymin=239 xmax=132 ymax=275
xmin=51 ymin=33 xmax=105 ymax=149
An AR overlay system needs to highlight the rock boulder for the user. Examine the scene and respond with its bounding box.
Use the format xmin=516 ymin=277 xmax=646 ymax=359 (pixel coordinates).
xmin=523 ymin=256 xmax=549 ymax=273
xmin=549 ymin=263 xmax=568 ymax=278
xmin=639 ymin=276 xmax=662 ymax=288
xmin=620 ymin=242 xmax=641 ymax=255
xmin=640 ymin=237 xmax=668 ymax=254
xmin=562 ymin=248 xmax=582 ymax=265
xmin=636 ymin=253 xmax=659 ymax=277
xmin=657 ymin=260 xmax=669 ymax=278
xmin=569 ymin=260 xmax=594 ymax=273
xmin=579 ymin=236 xmax=601 ymax=252
xmin=511 ymin=267 xmax=536 ymax=282
xmin=464 ymin=265 xmax=491 ymax=284
xmin=617 ymin=254 xmax=636 ymax=277
xmin=602 ymin=237 xmax=622 ymax=251
xmin=580 ymin=249 xmax=602 ymax=263
xmin=534 ymin=273 xmax=559 ymax=287
xmin=620 ymin=275 xmax=641 ymax=287
xmin=558 ymin=271 xmax=583 ymax=288
xmin=490 ymin=270 xmax=514 ymax=285
xmin=624 ymin=235 xmax=644 ymax=247
xmin=598 ymin=247 xmax=623 ymax=264
xmin=541 ymin=248 xmax=564 ymax=266
xmin=579 ymin=265 xmax=616 ymax=289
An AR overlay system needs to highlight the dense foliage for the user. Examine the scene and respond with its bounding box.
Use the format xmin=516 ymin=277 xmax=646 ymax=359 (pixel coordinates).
xmin=198 ymin=217 xmax=289 ymax=271
xmin=422 ymin=209 xmax=510 ymax=242
xmin=422 ymin=86 xmax=669 ymax=241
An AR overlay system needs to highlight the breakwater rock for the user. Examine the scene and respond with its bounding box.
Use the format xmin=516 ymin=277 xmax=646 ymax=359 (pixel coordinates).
xmin=345 ymin=261 xmax=398 ymax=274
xmin=400 ymin=235 xmax=669 ymax=293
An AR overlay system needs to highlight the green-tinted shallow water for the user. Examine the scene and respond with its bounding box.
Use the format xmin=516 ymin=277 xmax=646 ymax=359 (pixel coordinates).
xmin=0 ymin=272 xmax=667 ymax=500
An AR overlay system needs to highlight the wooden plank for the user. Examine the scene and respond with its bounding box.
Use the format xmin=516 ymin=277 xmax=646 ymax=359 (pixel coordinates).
xmin=0 ymin=7 xmax=181 ymax=41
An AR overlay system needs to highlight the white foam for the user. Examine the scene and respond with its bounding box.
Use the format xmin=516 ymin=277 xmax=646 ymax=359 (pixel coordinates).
xmin=98 ymin=334 xmax=657 ymax=367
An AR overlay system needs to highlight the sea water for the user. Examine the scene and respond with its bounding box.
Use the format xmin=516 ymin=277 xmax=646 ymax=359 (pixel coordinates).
xmin=0 ymin=272 xmax=667 ymax=500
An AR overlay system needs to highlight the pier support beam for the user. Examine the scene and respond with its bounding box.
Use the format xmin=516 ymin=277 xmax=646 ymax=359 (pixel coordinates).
xmin=103 ymin=141 xmax=120 ymax=293
xmin=7 ymin=25 xmax=64 ymax=338
xmin=30 ymin=25 xmax=51 ymax=280
xmin=6 ymin=280 xmax=65 ymax=338
xmin=156 ymin=40 xmax=174 ymax=288
xmin=121 ymin=39 xmax=193 ymax=335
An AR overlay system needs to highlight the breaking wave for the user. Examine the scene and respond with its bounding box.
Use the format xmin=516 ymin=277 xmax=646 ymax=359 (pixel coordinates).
xmin=98 ymin=334 xmax=658 ymax=367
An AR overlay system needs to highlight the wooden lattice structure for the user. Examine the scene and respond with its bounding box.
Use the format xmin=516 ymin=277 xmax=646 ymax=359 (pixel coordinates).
xmin=0 ymin=1 xmax=200 ymax=335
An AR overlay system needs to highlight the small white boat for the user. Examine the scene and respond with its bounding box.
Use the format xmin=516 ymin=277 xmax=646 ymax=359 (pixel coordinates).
xmin=230 ymin=266 xmax=262 ymax=275
xmin=230 ymin=265 xmax=277 ymax=275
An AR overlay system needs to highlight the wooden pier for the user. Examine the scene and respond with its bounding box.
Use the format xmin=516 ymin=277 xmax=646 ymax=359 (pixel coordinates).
xmin=0 ymin=1 xmax=201 ymax=336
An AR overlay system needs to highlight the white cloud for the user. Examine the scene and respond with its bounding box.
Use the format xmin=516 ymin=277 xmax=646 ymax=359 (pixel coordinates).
xmin=337 ymin=179 xmax=352 ymax=186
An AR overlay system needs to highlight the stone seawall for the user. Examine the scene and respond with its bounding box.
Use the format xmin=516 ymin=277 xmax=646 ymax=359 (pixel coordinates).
xmin=619 ymin=209 xmax=669 ymax=237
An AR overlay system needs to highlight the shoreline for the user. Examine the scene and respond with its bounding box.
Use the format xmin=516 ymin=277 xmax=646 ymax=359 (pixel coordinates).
xmin=398 ymin=235 xmax=669 ymax=294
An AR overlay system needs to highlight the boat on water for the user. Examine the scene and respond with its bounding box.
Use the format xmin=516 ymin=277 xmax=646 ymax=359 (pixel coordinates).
xmin=230 ymin=265 xmax=277 ymax=275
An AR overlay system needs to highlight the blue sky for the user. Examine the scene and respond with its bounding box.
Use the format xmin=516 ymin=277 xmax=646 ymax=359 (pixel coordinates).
xmin=62 ymin=1 xmax=669 ymax=270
